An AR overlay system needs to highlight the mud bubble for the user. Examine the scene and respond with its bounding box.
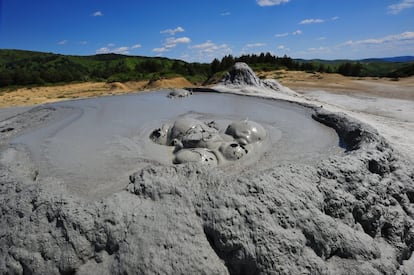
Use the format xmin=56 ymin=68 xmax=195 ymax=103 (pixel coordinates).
xmin=150 ymin=118 xmax=268 ymax=166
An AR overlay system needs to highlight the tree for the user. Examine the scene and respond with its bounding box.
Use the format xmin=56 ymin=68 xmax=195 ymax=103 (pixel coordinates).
xmin=337 ymin=62 xmax=353 ymax=76
xmin=280 ymin=55 xmax=293 ymax=69
xmin=0 ymin=71 xmax=14 ymax=87
xmin=220 ymin=55 xmax=235 ymax=71
xmin=264 ymin=52 xmax=274 ymax=64
xmin=337 ymin=62 xmax=363 ymax=76
xmin=325 ymin=66 xmax=333 ymax=73
xmin=318 ymin=64 xmax=326 ymax=73
xmin=172 ymin=61 xmax=187 ymax=75
xmin=210 ymin=58 xmax=220 ymax=75
xmin=351 ymin=62 xmax=363 ymax=76
xmin=300 ymin=62 xmax=316 ymax=72
xmin=135 ymin=60 xmax=163 ymax=73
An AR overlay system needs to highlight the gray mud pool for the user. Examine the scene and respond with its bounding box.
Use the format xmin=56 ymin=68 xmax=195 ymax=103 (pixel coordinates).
xmin=11 ymin=90 xmax=342 ymax=199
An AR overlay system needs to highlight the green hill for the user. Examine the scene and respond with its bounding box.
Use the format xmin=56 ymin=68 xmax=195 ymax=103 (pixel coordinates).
xmin=0 ymin=49 xmax=211 ymax=87
xmin=294 ymin=58 xmax=414 ymax=77
xmin=1 ymin=49 xmax=413 ymax=88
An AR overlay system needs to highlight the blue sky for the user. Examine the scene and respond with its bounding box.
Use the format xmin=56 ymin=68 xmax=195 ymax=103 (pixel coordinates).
xmin=1 ymin=0 xmax=413 ymax=62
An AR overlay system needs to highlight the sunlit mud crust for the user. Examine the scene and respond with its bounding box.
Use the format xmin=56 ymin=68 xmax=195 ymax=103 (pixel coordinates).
xmin=0 ymin=93 xmax=413 ymax=274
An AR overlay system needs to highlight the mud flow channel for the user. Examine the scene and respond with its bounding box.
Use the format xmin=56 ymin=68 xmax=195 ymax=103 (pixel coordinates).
xmin=11 ymin=91 xmax=342 ymax=199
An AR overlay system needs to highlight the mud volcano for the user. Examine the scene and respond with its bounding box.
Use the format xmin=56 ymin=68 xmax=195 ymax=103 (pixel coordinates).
xmin=7 ymin=91 xmax=340 ymax=199
xmin=0 ymin=64 xmax=413 ymax=274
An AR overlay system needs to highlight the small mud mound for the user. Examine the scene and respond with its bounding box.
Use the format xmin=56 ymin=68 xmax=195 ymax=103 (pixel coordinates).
xmin=214 ymin=62 xmax=297 ymax=96
xmin=219 ymin=62 xmax=263 ymax=87
xmin=167 ymin=88 xmax=193 ymax=98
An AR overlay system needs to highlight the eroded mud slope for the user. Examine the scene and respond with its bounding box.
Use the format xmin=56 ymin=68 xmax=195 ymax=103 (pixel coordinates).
xmin=1 ymin=103 xmax=414 ymax=274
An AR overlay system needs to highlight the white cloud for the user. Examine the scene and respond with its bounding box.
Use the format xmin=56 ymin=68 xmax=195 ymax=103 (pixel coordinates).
xmin=388 ymin=0 xmax=414 ymax=14
xmin=160 ymin=26 xmax=185 ymax=35
xmin=96 ymin=47 xmax=110 ymax=54
xmin=257 ymin=0 xmax=290 ymax=7
xmin=113 ymin=47 xmax=129 ymax=54
xmin=131 ymin=44 xmax=142 ymax=49
xmin=275 ymin=32 xmax=289 ymax=37
xmin=92 ymin=11 xmax=103 ymax=17
xmin=293 ymin=46 xmax=334 ymax=59
xmin=307 ymin=47 xmax=330 ymax=52
xmin=331 ymin=16 xmax=339 ymax=20
xmin=152 ymin=36 xmax=191 ymax=54
xmin=166 ymin=37 xmax=191 ymax=48
xmin=169 ymin=37 xmax=191 ymax=45
xmin=294 ymin=31 xmax=414 ymax=59
xmin=97 ymin=47 xmax=129 ymax=54
xmin=154 ymin=26 xmax=190 ymax=56
xmin=58 ymin=40 xmax=68 ymax=45
xmin=96 ymin=45 xmax=137 ymax=54
xmin=316 ymin=37 xmax=327 ymax=41
xmin=221 ymin=12 xmax=231 ymax=16
xmin=180 ymin=54 xmax=191 ymax=60
xmin=189 ymin=40 xmax=232 ymax=61
xmin=292 ymin=30 xmax=303 ymax=35
xmin=190 ymin=41 xmax=217 ymax=50
xmin=344 ymin=31 xmax=414 ymax=46
xmin=277 ymin=45 xmax=290 ymax=51
xmin=246 ymin=43 xmax=266 ymax=48
xmin=328 ymin=31 xmax=414 ymax=59
xmin=78 ymin=41 xmax=88 ymax=45
xmin=299 ymin=18 xmax=324 ymax=25
xmin=152 ymin=47 xmax=168 ymax=53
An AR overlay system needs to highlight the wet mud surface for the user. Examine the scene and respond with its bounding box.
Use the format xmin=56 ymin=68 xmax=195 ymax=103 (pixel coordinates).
xmin=7 ymin=91 xmax=340 ymax=199
xmin=1 ymin=89 xmax=414 ymax=274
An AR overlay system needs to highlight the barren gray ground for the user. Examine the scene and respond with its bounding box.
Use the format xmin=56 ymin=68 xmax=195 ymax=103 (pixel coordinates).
xmin=1 ymin=63 xmax=413 ymax=274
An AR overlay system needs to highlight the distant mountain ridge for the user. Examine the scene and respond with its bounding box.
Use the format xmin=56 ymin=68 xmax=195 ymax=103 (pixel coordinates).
xmin=296 ymin=56 xmax=414 ymax=64
xmin=361 ymin=56 xmax=414 ymax=63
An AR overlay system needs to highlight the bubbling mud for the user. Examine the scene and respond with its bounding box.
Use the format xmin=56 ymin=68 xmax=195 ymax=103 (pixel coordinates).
xmin=150 ymin=118 xmax=267 ymax=166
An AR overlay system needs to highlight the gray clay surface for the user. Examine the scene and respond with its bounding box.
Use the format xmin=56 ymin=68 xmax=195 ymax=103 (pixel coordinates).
xmin=7 ymin=91 xmax=340 ymax=199
xmin=1 ymin=63 xmax=414 ymax=274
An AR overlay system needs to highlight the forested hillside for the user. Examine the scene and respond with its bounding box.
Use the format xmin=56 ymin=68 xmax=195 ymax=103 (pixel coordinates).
xmin=1 ymin=49 xmax=413 ymax=88
xmin=0 ymin=50 xmax=210 ymax=87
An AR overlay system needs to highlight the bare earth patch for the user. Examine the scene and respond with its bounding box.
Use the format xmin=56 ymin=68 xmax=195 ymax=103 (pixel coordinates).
xmin=266 ymin=70 xmax=414 ymax=163
xmin=266 ymin=70 xmax=414 ymax=100
xmin=1 ymin=72 xmax=413 ymax=108
xmin=0 ymin=77 xmax=193 ymax=108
